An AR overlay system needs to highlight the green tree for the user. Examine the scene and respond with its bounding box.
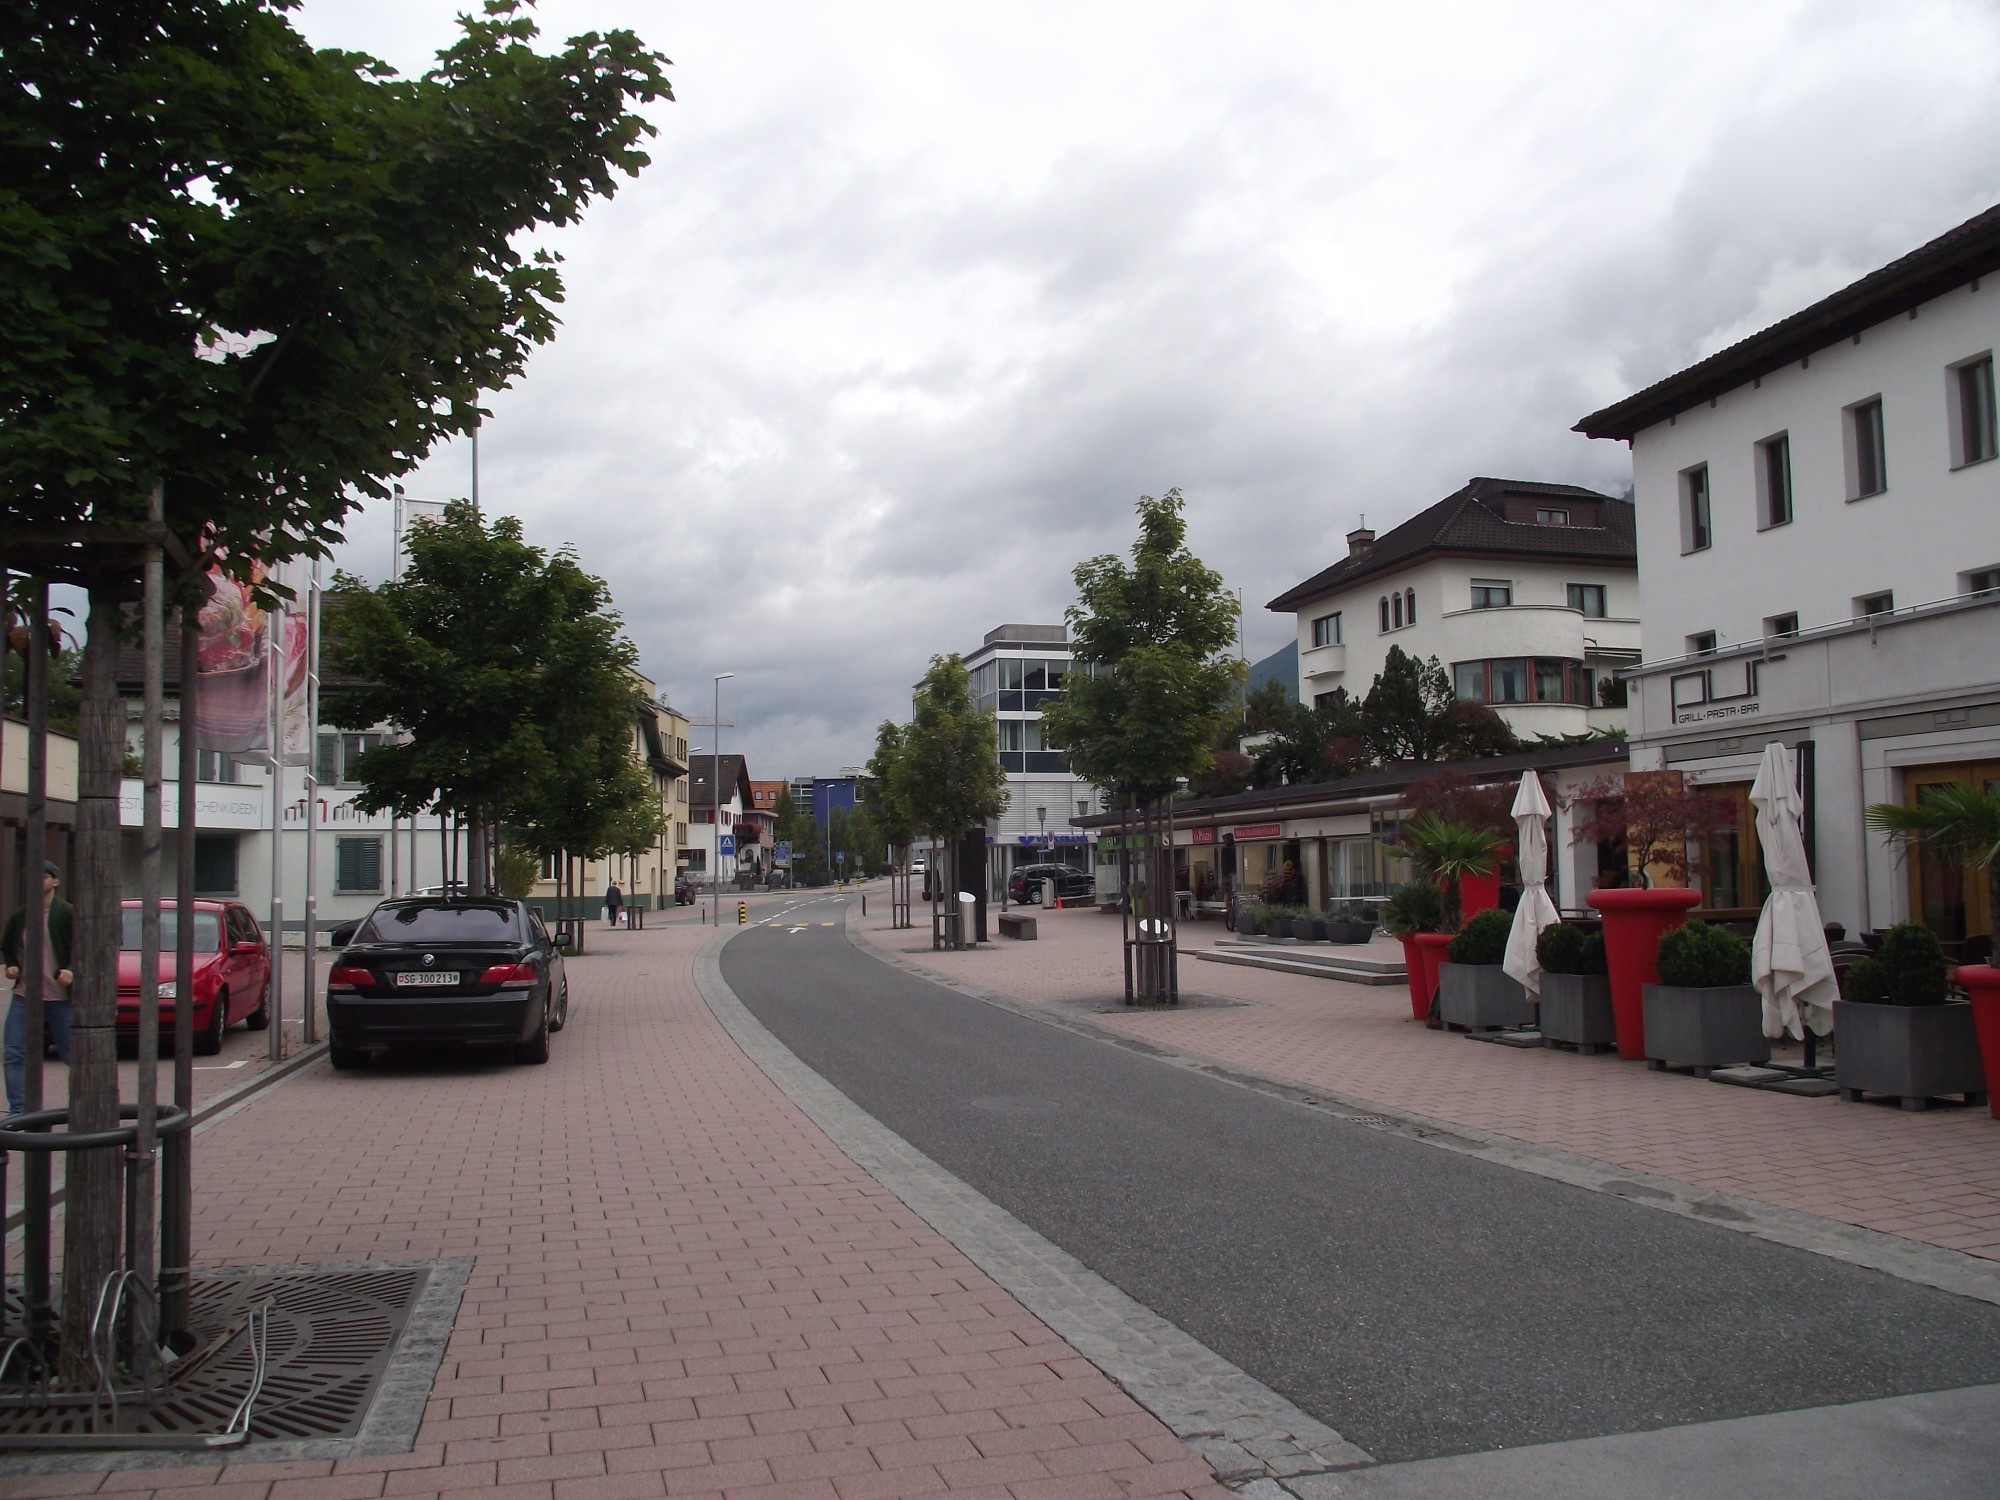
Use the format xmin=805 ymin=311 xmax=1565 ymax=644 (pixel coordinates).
xmin=1040 ymin=490 xmax=1245 ymax=804
xmin=873 ymin=657 xmax=1008 ymax=900
xmin=1361 ymin=647 xmax=1517 ymax=764
xmin=1246 ymin=682 xmax=1369 ymax=789
xmin=1 ymin=0 xmax=666 ymax=1373
xmin=324 ymin=503 xmax=643 ymax=893
xmin=1396 ymin=811 xmax=1501 ymax=932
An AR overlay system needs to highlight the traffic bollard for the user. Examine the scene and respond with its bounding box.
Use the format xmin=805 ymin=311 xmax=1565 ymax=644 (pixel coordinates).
xmin=737 ymin=901 xmax=747 ymax=925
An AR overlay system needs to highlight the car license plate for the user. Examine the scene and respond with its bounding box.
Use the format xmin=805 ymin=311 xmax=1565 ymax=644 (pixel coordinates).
xmin=394 ymin=970 xmax=459 ymax=988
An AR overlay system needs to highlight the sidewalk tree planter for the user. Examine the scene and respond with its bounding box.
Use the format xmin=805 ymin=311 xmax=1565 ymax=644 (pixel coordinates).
xmin=1439 ymin=908 xmax=1535 ymax=1032
xmin=1835 ymin=925 xmax=1987 ymax=1109
xmin=1643 ymin=922 xmax=1768 ymax=1076
xmin=1588 ymin=886 xmax=1703 ymax=1061
xmin=1387 ymin=881 xmax=1446 ymax=1021
xmin=1537 ymin=923 xmax=1615 ymax=1053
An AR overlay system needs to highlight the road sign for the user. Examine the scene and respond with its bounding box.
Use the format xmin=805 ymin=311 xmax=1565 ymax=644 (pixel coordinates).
xmin=774 ymin=841 xmax=791 ymax=868
xmin=718 ymin=835 xmax=736 ymax=856
xmin=836 ymin=851 xmax=846 ymax=864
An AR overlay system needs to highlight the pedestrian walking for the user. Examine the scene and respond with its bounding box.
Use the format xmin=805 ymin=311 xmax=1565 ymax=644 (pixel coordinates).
xmin=605 ymin=880 xmax=623 ymax=929
xmin=2 ymin=861 xmax=74 ymax=1117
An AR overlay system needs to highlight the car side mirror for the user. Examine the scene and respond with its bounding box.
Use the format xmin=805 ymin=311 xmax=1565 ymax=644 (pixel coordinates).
xmin=232 ymin=940 xmax=262 ymax=955
xmin=329 ymin=922 xmax=359 ymax=948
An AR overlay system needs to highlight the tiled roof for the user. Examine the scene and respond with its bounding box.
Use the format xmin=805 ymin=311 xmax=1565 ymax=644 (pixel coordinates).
xmin=1265 ymin=477 xmax=1635 ymax=612
xmin=1576 ymin=201 xmax=2000 ymax=440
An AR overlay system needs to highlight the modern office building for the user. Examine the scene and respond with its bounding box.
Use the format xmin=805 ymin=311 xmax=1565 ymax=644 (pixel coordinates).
xmin=1577 ymin=201 xmax=2000 ymax=937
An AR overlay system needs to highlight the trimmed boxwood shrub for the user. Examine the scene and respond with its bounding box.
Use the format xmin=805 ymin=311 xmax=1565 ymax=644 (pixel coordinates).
xmin=1875 ymin=921 xmax=1948 ymax=1006
xmin=1537 ymin=923 xmax=1607 ymax=976
xmin=1839 ymin=956 xmax=1889 ymax=1004
xmin=1446 ymin=906 xmax=1513 ymax=966
xmin=1655 ymin=920 xmax=1751 ymax=988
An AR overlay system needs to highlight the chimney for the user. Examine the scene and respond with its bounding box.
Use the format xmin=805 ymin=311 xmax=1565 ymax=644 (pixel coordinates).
xmin=1346 ymin=526 xmax=1375 ymax=558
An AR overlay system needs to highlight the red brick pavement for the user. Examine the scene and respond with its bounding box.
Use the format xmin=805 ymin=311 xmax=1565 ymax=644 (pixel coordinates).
xmin=861 ymin=904 xmax=2000 ymax=1262
xmin=3 ymin=919 xmax=1226 ymax=1500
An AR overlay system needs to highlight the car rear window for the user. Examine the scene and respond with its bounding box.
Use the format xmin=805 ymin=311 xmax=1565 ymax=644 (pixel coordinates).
xmin=120 ymin=910 xmax=222 ymax=951
xmin=358 ymin=903 xmax=522 ymax=943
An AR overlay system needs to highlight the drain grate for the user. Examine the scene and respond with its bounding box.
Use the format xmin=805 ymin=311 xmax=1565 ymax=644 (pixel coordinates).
xmin=0 ymin=1264 xmax=430 ymax=1446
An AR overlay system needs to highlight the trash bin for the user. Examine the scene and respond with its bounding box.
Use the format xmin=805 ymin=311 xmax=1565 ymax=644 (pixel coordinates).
xmin=958 ymin=891 xmax=976 ymax=948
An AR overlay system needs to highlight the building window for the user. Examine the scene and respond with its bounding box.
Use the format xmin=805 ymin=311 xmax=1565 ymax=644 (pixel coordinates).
xmin=1567 ymin=583 xmax=1607 ymax=618
xmin=1379 ymin=596 xmax=1390 ymax=632
xmin=1756 ymin=432 xmax=1792 ymax=528
xmin=1964 ymin=567 xmax=2000 ymax=594
xmin=1765 ymin=611 xmax=1800 ymax=639
xmin=1404 ymin=588 xmax=1416 ymax=625
xmin=335 ymin=836 xmax=383 ymax=894
xmin=1311 ymin=612 xmax=1341 ymax=647
xmin=192 ymin=834 xmax=237 ymax=895
xmin=540 ymin=851 xmax=561 ymax=881
xmin=1535 ymin=507 xmax=1570 ymax=525
xmin=1856 ymin=591 xmax=1894 ymax=617
xmin=195 ymin=749 xmax=239 ymax=784
xmin=1451 ymin=657 xmax=1591 ymax=706
xmin=1688 ymin=631 xmax=1717 ymax=656
xmin=1680 ymin=464 xmax=1711 ymax=552
xmin=1470 ymin=579 xmax=1512 ymax=609
xmin=1391 ymin=592 xmax=1403 ymax=628
xmin=683 ymin=849 xmax=706 ymax=872
xmin=1955 ymin=354 xmax=1997 ymax=467
xmin=1313 ymin=691 xmax=1342 ymax=710
xmin=1846 ymin=397 xmax=1887 ymax=498
xmin=317 ymin=731 xmax=385 ymax=788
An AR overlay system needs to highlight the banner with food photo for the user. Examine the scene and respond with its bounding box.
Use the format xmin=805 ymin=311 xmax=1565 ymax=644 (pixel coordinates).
xmin=273 ymin=558 xmax=314 ymax=766
xmin=193 ymin=560 xmax=273 ymax=753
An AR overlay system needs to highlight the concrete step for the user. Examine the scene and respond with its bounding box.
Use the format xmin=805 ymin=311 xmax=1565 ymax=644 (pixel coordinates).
xmin=1208 ymin=939 xmax=1407 ymax=975
xmin=1192 ymin=945 xmax=1408 ymax=986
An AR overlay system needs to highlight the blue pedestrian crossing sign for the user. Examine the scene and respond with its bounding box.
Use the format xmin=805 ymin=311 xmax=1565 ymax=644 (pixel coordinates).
xmin=718 ymin=835 xmax=736 ymax=856
xmin=836 ymin=851 xmax=846 ymax=864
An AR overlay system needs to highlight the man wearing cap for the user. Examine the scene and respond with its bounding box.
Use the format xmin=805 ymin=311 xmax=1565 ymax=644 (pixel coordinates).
xmin=2 ymin=861 xmax=75 ymax=1117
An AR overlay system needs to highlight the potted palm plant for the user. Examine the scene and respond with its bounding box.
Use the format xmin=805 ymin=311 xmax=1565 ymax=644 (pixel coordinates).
xmin=1397 ymin=812 xmax=1501 ymax=1028
xmin=1438 ymin=907 xmax=1536 ymax=1031
xmin=1868 ymin=785 xmax=2000 ymax=1118
xmin=1537 ymin=922 xmax=1615 ymax=1053
xmin=1643 ymin=921 xmax=1769 ymax=1076
xmin=1835 ymin=923 xmax=1986 ymax=1111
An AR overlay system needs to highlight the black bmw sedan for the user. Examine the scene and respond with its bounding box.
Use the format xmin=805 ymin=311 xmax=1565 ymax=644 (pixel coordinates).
xmin=325 ymin=897 xmax=568 ymax=1069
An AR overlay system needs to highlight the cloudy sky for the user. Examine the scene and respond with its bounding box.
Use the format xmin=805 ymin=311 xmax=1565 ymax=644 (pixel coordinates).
xmin=296 ymin=0 xmax=2000 ymax=778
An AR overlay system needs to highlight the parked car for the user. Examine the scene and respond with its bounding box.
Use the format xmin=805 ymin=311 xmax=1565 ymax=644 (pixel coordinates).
xmin=1008 ymin=863 xmax=1096 ymax=905
xmin=116 ymin=899 xmax=271 ymax=1056
xmin=325 ymin=897 xmax=568 ymax=1069
xmin=674 ymin=874 xmax=696 ymax=905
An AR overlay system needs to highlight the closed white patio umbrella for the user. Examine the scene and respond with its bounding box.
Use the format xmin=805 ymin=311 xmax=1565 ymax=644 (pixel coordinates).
xmin=1751 ymin=741 xmax=1837 ymax=1041
xmin=1504 ymin=771 xmax=1561 ymax=998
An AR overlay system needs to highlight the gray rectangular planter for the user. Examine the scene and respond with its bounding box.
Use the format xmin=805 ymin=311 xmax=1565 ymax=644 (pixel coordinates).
xmin=1834 ymin=999 xmax=1988 ymax=1111
xmin=1539 ymin=973 xmax=1617 ymax=1053
xmin=1642 ymin=984 xmax=1769 ymax=1075
xmin=1438 ymin=963 xmax=1536 ymax=1032
xmin=1326 ymin=920 xmax=1375 ymax=945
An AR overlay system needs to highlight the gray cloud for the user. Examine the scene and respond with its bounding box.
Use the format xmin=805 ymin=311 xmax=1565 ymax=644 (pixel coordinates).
xmin=304 ymin=0 xmax=2000 ymax=777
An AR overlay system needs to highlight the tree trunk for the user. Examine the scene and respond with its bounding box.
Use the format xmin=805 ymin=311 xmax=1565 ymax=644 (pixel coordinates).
xmin=62 ymin=589 xmax=126 ymax=1383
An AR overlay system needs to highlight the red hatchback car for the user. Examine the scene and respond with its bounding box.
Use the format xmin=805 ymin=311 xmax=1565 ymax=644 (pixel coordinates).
xmin=116 ymin=899 xmax=272 ymax=1055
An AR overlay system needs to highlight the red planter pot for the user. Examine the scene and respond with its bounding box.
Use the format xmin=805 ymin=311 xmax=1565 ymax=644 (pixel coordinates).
xmin=1413 ymin=933 xmax=1453 ymax=1026
xmin=1398 ymin=934 xmax=1428 ymax=1021
xmin=1587 ymin=887 xmax=1702 ymax=1060
xmin=1957 ymin=965 xmax=2000 ymax=1120
xmin=1459 ymin=869 xmax=1502 ymax=922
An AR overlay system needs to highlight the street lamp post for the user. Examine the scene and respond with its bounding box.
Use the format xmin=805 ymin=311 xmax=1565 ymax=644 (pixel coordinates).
xmin=712 ymin=673 xmax=734 ymax=930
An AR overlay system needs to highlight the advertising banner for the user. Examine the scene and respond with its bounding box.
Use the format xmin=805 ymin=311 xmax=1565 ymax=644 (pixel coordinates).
xmin=273 ymin=558 xmax=314 ymax=766
xmin=192 ymin=560 xmax=271 ymax=754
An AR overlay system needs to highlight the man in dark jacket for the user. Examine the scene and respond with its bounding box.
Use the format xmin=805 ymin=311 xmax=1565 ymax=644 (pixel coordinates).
xmin=604 ymin=880 xmax=623 ymax=928
xmin=2 ymin=861 xmax=75 ymax=1116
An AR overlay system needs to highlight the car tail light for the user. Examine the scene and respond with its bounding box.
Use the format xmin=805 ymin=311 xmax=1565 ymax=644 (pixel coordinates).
xmin=477 ymin=962 xmax=538 ymax=989
xmin=327 ymin=966 xmax=372 ymax=991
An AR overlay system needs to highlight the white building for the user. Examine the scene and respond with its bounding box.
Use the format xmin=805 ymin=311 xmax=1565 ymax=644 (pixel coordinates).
xmin=958 ymin=624 xmax=1101 ymax=883
xmin=686 ymin=753 xmax=752 ymax=889
xmin=1577 ymin=201 xmax=2000 ymax=939
xmin=1266 ymin=478 xmax=1639 ymax=739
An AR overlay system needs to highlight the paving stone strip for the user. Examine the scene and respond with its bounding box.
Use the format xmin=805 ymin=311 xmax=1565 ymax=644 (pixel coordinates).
xmin=694 ymin=936 xmax=1373 ymax=1491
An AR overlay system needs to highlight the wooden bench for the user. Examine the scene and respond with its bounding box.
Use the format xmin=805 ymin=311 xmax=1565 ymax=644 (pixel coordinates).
xmin=997 ymin=912 xmax=1038 ymax=941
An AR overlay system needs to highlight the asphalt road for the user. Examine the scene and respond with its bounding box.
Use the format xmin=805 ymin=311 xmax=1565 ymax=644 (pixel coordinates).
xmin=720 ymin=896 xmax=2000 ymax=1465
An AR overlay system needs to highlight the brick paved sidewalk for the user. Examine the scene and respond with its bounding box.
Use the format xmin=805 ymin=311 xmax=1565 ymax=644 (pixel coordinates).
xmin=6 ymin=920 xmax=1225 ymax=1500
xmin=860 ymin=904 xmax=2000 ymax=1262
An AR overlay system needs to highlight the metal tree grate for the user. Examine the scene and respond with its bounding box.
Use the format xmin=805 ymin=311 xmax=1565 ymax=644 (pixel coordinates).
xmin=0 ymin=1264 xmax=429 ymax=1445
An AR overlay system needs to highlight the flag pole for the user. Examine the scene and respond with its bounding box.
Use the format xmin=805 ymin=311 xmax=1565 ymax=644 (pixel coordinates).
xmin=302 ymin=559 xmax=321 ymax=1044
xmin=267 ymin=590 xmax=285 ymax=1062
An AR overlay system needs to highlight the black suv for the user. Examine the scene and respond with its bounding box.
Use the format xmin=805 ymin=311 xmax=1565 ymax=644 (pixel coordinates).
xmin=1008 ymin=863 xmax=1095 ymax=904
xmin=326 ymin=897 xmax=568 ymax=1068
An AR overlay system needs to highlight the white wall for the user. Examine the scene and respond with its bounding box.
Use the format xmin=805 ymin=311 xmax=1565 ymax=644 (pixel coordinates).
xmin=1629 ymin=277 xmax=2000 ymax=659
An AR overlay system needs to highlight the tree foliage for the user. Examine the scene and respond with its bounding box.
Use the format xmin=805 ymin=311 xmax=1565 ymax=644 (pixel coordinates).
xmin=1868 ymin=782 xmax=2000 ymax=941
xmin=1569 ymin=769 xmax=1739 ymax=889
xmin=1041 ymin=490 xmax=1245 ymax=803
xmin=1361 ymin=647 xmax=1517 ymax=764
xmin=324 ymin=503 xmax=648 ymax=880
xmin=872 ymin=656 xmax=1008 ymax=843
